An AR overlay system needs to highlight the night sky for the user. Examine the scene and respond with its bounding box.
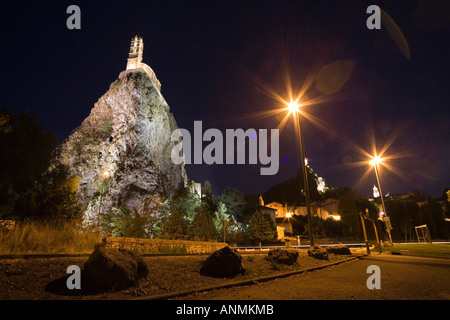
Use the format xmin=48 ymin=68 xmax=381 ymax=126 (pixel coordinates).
xmin=1 ymin=0 xmax=449 ymax=198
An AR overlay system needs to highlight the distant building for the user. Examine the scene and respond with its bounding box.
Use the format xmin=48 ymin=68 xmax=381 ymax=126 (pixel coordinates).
xmin=255 ymin=196 xmax=277 ymax=225
xmin=276 ymin=218 xmax=293 ymax=239
xmin=246 ymin=195 xmax=285 ymax=240
xmin=253 ymin=195 xmax=343 ymax=240
xmin=314 ymin=198 xmax=340 ymax=220
xmin=264 ymin=201 xmax=287 ymax=217
xmin=264 ymin=201 xmax=303 ymax=218
xmin=264 ymin=198 xmax=340 ymax=221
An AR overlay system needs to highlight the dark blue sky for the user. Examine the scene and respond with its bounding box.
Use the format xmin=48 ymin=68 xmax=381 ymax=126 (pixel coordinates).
xmin=1 ymin=0 xmax=449 ymax=198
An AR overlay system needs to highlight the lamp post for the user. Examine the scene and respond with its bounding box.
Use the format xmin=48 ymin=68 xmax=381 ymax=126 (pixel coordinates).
xmin=369 ymin=155 xmax=392 ymax=244
xmin=369 ymin=156 xmax=386 ymax=215
xmin=286 ymin=101 xmax=315 ymax=247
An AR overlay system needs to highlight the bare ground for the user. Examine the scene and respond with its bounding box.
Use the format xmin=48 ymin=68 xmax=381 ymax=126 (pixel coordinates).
xmin=0 ymin=250 xmax=361 ymax=300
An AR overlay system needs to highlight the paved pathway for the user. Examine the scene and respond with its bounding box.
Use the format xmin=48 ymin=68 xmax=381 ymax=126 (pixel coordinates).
xmin=180 ymin=254 xmax=450 ymax=300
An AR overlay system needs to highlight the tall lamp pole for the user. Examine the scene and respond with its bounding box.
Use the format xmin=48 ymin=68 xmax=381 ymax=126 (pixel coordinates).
xmin=372 ymin=159 xmax=386 ymax=215
xmin=369 ymin=156 xmax=392 ymax=244
xmin=287 ymin=101 xmax=315 ymax=247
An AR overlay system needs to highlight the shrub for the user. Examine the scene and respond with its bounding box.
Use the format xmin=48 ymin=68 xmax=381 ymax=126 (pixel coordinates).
xmin=189 ymin=204 xmax=217 ymax=241
xmin=0 ymin=220 xmax=102 ymax=254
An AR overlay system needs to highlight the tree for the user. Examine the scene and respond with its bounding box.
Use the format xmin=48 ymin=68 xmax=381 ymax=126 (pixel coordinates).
xmin=323 ymin=217 xmax=343 ymax=238
xmin=248 ymin=211 xmax=275 ymax=244
xmin=213 ymin=201 xmax=229 ymax=240
xmin=201 ymin=180 xmax=218 ymax=214
xmin=0 ymin=108 xmax=58 ymax=220
xmin=420 ymin=199 xmax=447 ymax=239
xmin=34 ymin=164 xmax=84 ymax=222
xmin=0 ymin=109 xmax=56 ymax=192
xmin=0 ymin=109 xmax=84 ymax=223
xmin=101 ymin=206 xmax=129 ymax=237
xmin=160 ymin=208 xmax=188 ymax=240
xmin=162 ymin=184 xmax=201 ymax=223
xmin=290 ymin=214 xmax=308 ymax=236
xmin=263 ymin=166 xmax=321 ymax=205
xmin=309 ymin=216 xmax=326 ymax=238
xmin=325 ymin=186 xmax=360 ymax=202
xmin=189 ymin=204 xmax=217 ymax=241
xmin=338 ymin=196 xmax=360 ymax=238
xmin=223 ymin=216 xmax=246 ymax=245
xmin=101 ymin=206 xmax=149 ymax=238
xmin=137 ymin=194 xmax=164 ymax=237
xmin=101 ymin=194 xmax=164 ymax=238
xmin=217 ymin=187 xmax=247 ymax=222
xmin=0 ymin=114 xmax=12 ymax=134
xmin=385 ymin=199 xmax=413 ymax=241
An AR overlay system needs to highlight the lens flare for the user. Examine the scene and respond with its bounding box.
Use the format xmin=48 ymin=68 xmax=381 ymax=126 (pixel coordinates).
xmin=286 ymin=100 xmax=300 ymax=114
xmin=369 ymin=155 xmax=383 ymax=166
xmin=251 ymin=69 xmax=415 ymax=194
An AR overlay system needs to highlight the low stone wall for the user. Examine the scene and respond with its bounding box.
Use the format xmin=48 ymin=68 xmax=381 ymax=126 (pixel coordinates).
xmin=103 ymin=237 xmax=227 ymax=254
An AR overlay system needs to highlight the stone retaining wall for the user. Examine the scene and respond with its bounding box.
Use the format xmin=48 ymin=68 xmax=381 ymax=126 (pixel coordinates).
xmin=103 ymin=237 xmax=227 ymax=254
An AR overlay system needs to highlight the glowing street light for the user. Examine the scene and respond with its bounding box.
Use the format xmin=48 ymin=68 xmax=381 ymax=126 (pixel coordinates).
xmin=287 ymin=100 xmax=300 ymax=113
xmin=369 ymin=155 xmax=383 ymax=167
xmin=369 ymin=154 xmax=393 ymax=244
xmin=369 ymin=154 xmax=385 ymax=214
xmin=284 ymin=99 xmax=315 ymax=247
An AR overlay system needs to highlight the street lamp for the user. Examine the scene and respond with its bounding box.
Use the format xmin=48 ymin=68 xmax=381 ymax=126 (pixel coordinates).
xmin=369 ymin=155 xmax=386 ymax=215
xmin=369 ymin=155 xmax=392 ymax=244
xmin=285 ymin=100 xmax=315 ymax=247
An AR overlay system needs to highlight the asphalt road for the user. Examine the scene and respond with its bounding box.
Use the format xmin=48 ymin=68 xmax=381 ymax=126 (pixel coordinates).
xmin=180 ymin=254 xmax=450 ymax=300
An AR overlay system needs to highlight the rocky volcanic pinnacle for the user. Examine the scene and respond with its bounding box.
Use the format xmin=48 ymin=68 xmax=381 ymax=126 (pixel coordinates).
xmin=53 ymin=70 xmax=188 ymax=225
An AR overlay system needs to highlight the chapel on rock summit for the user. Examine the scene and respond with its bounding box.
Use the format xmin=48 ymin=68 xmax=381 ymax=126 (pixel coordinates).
xmin=119 ymin=35 xmax=162 ymax=92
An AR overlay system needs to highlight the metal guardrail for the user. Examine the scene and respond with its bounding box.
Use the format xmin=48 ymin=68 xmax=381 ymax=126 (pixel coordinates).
xmin=233 ymin=242 xmax=371 ymax=251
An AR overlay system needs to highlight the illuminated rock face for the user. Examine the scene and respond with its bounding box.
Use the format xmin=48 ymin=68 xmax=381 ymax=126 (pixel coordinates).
xmin=53 ymin=69 xmax=187 ymax=225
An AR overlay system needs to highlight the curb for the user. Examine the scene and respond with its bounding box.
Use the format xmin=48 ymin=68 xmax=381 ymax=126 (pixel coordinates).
xmin=136 ymin=254 xmax=367 ymax=300
xmin=377 ymin=250 xmax=450 ymax=260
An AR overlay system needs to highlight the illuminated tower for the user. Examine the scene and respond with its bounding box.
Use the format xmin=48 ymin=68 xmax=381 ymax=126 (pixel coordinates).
xmin=126 ymin=36 xmax=144 ymax=70
xmin=121 ymin=35 xmax=161 ymax=91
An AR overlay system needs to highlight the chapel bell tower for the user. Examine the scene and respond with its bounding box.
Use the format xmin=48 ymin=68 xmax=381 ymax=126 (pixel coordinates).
xmin=121 ymin=35 xmax=162 ymax=92
xmin=126 ymin=36 xmax=144 ymax=70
